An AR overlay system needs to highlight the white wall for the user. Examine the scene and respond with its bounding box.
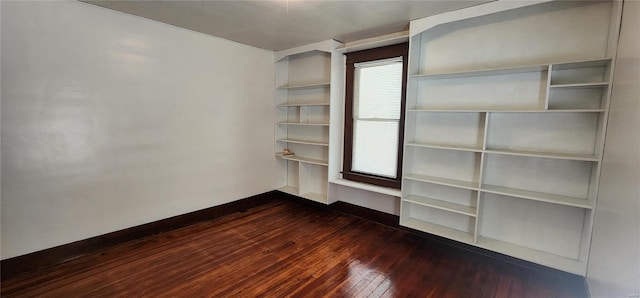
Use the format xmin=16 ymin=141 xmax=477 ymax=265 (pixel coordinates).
xmin=0 ymin=1 xmax=275 ymax=259
xmin=587 ymin=1 xmax=640 ymax=296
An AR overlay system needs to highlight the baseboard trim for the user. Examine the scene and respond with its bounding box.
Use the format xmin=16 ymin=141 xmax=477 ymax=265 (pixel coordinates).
xmin=1 ymin=191 xmax=278 ymax=280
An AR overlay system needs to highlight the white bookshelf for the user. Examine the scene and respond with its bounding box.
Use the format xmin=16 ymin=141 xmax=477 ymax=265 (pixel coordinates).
xmin=274 ymin=40 xmax=342 ymax=204
xmin=400 ymin=1 xmax=619 ymax=276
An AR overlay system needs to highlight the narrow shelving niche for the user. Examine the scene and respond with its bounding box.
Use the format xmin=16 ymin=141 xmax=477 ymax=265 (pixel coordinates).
xmin=400 ymin=1 xmax=619 ymax=276
xmin=274 ymin=41 xmax=342 ymax=204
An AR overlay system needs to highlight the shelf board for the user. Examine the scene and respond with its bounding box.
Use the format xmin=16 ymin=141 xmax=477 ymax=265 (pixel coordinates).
xmin=550 ymin=82 xmax=609 ymax=88
xmin=277 ymin=155 xmax=328 ymax=166
xmin=277 ymin=102 xmax=330 ymax=107
xmin=277 ymin=122 xmax=329 ymax=126
xmin=485 ymin=148 xmax=599 ymax=161
xmin=401 ymin=218 xmax=474 ymax=244
xmin=404 ymin=195 xmax=477 ymax=217
xmin=543 ymin=109 xmax=607 ymax=113
xmin=408 ymin=108 xmax=605 ymax=113
xmin=277 ymin=187 xmax=326 ymax=203
xmin=411 ymin=64 xmax=548 ymax=80
xmin=477 ymin=236 xmax=584 ymax=275
xmin=406 ymin=142 xmax=482 ymax=153
xmin=300 ymin=192 xmax=327 ymax=203
xmin=481 ymin=184 xmax=594 ymax=209
xmin=276 ymin=138 xmax=329 ymax=146
xmin=404 ymin=174 xmax=479 ymax=190
xmin=551 ymin=58 xmax=611 ymax=70
xmin=408 ymin=109 xmax=486 ymax=113
xmin=277 ymin=186 xmax=299 ymax=196
xmin=277 ymin=82 xmax=330 ymax=90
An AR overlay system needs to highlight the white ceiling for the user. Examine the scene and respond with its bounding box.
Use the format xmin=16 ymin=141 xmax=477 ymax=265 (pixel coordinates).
xmin=84 ymin=0 xmax=490 ymax=51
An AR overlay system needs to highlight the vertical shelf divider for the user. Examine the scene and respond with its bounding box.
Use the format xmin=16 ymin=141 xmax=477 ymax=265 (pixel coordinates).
xmin=474 ymin=112 xmax=491 ymax=243
xmin=544 ymin=64 xmax=553 ymax=110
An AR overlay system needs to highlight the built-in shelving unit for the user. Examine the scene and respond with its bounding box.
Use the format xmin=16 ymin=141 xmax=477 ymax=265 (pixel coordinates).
xmin=400 ymin=1 xmax=618 ymax=275
xmin=274 ymin=40 xmax=342 ymax=204
xmin=401 ymin=57 xmax=613 ymax=275
xmin=402 ymin=54 xmax=614 ymax=274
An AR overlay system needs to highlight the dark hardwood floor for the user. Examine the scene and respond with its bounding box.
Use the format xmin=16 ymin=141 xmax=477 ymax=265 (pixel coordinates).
xmin=1 ymin=197 xmax=587 ymax=297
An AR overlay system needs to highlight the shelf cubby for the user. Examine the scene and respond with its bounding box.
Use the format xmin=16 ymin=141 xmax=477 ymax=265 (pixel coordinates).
xmin=405 ymin=112 xmax=485 ymax=150
xmin=482 ymin=154 xmax=595 ymax=202
xmin=404 ymin=174 xmax=479 ymax=191
xmin=277 ymin=102 xmax=330 ymax=107
xmin=476 ymin=236 xmax=585 ymax=274
xmin=548 ymin=85 xmax=609 ymax=110
xmin=277 ymin=155 xmax=328 ymax=167
xmin=403 ymin=180 xmax=478 ymax=213
xmin=299 ymin=162 xmax=328 ymax=203
xmin=411 ymin=64 xmax=548 ymax=80
xmin=480 ymin=184 xmax=594 ymax=209
xmin=478 ymin=192 xmax=587 ymax=260
xmin=413 ymin=71 xmax=547 ymax=110
xmin=401 ymin=203 xmax=475 ymax=243
xmin=549 ymin=59 xmax=611 ymax=85
xmin=276 ymin=138 xmax=329 ymax=147
xmin=404 ymin=146 xmax=481 ymax=190
xmin=483 ymin=148 xmax=599 ymax=162
xmin=277 ymin=82 xmax=330 ymax=90
xmin=404 ymin=195 xmax=476 ymax=217
xmin=277 ymin=122 xmax=329 ymax=127
xmin=276 ymin=159 xmax=300 ymax=196
xmin=485 ymin=112 xmax=601 ymax=156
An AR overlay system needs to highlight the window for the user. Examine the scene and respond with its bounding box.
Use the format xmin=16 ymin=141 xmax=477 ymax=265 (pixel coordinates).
xmin=343 ymin=43 xmax=408 ymax=189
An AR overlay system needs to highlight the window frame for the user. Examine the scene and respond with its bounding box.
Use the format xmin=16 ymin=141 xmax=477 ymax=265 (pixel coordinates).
xmin=342 ymin=42 xmax=408 ymax=189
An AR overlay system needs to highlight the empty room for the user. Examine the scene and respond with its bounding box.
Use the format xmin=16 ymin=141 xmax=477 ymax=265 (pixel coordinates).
xmin=1 ymin=0 xmax=638 ymax=296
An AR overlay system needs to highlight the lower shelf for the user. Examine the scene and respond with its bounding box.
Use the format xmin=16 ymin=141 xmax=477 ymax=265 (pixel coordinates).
xmin=300 ymin=192 xmax=327 ymax=203
xmin=401 ymin=218 xmax=474 ymax=244
xmin=481 ymin=184 xmax=593 ymax=209
xmin=476 ymin=236 xmax=585 ymax=275
xmin=278 ymin=186 xmax=299 ymax=196
xmin=399 ymin=216 xmax=587 ymax=275
xmin=403 ymin=195 xmax=477 ymax=217
xmin=277 ymin=186 xmax=327 ymax=204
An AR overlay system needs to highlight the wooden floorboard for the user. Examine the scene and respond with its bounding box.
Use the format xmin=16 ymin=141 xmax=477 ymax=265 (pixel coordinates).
xmin=1 ymin=197 xmax=587 ymax=297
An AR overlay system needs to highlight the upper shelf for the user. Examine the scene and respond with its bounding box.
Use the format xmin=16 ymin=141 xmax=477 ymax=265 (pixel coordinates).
xmin=276 ymin=138 xmax=329 ymax=146
xmin=407 ymin=108 xmax=606 ymax=113
xmin=411 ymin=58 xmax=611 ymax=80
xmin=277 ymin=122 xmax=329 ymax=127
xmin=277 ymin=102 xmax=330 ymax=107
xmin=411 ymin=64 xmax=548 ymax=80
xmin=549 ymin=82 xmax=609 ymax=88
xmin=278 ymin=155 xmax=328 ymax=167
xmin=481 ymin=184 xmax=594 ymax=209
xmin=551 ymin=58 xmax=611 ymax=70
xmin=277 ymin=82 xmax=330 ymax=90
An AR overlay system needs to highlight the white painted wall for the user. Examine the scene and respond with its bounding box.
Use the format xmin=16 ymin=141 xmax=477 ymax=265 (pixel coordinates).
xmin=0 ymin=1 xmax=275 ymax=259
xmin=587 ymin=1 xmax=640 ymax=296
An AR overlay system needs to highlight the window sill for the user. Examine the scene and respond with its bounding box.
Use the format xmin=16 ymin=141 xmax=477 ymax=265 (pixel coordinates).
xmin=330 ymin=178 xmax=401 ymax=197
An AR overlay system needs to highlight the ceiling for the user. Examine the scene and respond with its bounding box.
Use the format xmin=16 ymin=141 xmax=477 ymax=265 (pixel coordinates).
xmin=84 ymin=0 xmax=490 ymax=51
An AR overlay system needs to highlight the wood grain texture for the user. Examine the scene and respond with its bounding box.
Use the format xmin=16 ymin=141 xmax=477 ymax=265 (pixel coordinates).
xmin=1 ymin=197 xmax=587 ymax=297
